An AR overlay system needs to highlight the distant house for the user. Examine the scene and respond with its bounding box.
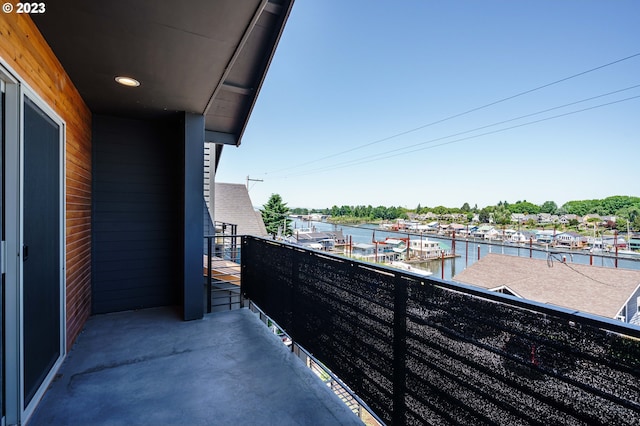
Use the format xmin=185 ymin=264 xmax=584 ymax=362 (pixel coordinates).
xmin=602 ymin=236 xmax=627 ymax=250
xmin=472 ymin=225 xmax=495 ymax=239
xmin=503 ymin=229 xmax=517 ymax=239
xmin=294 ymin=231 xmax=335 ymax=251
xmin=485 ymin=228 xmax=501 ymax=240
xmin=445 ymin=223 xmax=466 ymax=235
xmin=423 ymin=212 xmax=439 ymax=220
xmin=352 ymin=243 xmax=375 ymax=257
xmin=559 ymin=214 xmax=581 ymax=225
xmin=327 ymin=230 xmax=347 ymax=246
xmin=554 ymin=231 xmax=585 ymax=248
xmin=453 ymin=254 xmax=640 ymax=324
xmin=409 ymin=238 xmax=443 ymax=259
xmin=537 ymin=213 xmax=552 ymax=224
xmin=458 ymin=225 xmax=478 ymax=237
xmin=583 ymin=214 xmax=603 ymax=225
xmin=425 ymin=221 xmax=440 ymax=230
xmin=535 ymin=230 xmax=555 ymax=244
xmin=511 ymin=213 xmax=525 ymax=224
xmin=351 ymin=242 xmax=400 ymax=263
xmin=511 ymin=231 xmax=536 ymax=243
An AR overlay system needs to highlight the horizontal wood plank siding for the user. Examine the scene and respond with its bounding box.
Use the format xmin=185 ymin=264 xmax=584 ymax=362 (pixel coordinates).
xmin=0 ymin=15 xmax=92 ymax=350
xmin=92 ymin=115 xmax=181 ymax=314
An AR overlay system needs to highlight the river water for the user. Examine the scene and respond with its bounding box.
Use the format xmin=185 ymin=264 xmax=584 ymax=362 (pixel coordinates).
xmin=292 ymin=219 xmax=640 ymax=281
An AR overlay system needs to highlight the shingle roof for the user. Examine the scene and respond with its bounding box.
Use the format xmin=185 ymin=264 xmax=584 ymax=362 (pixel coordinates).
xmin=213 ymin=183 xmax=267 ymax=237
xmin=453 ymin=253 xmax=640 ymax=319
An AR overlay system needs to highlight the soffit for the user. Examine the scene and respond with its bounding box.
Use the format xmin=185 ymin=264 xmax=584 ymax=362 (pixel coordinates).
xmin=31 ymin=0 xmax=293 ymax=146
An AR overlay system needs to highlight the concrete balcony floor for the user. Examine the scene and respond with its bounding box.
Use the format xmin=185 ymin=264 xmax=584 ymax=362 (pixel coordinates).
xmin=29 ymin=307 xmax=362 ymax=425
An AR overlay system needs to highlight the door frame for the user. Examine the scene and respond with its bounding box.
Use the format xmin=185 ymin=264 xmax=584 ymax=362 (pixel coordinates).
xmin=1 ymin=74 xmax=5 ymax=426
xmin=0 ymin=58 xmax=66 ymax=425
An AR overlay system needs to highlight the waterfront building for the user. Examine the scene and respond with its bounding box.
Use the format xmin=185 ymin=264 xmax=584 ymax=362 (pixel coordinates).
xmin=554 ymin=231 xmax=586 ymax=248
xmin=409 ymin=238 xmax=443 ymax=260
xmin=510 ymin=230 xmax=536 ymax=244
xmin=351 ymin=242 xmax=400 ymax=263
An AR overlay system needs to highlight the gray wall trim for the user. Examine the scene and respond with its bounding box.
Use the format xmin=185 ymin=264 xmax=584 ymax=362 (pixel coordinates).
xmin=183 ymin=113 xmax=204 ymax=320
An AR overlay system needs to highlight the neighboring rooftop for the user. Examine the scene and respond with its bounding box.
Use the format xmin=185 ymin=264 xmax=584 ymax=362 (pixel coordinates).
xmin=453 ymin=253 xmax=640 ymax=320
xmin=214 ymin=182 xmax=268 ymax=236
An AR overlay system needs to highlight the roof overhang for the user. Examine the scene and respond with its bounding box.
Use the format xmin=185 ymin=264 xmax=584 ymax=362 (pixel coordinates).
xmin=31 ymin=0 xmax=294 ymax=147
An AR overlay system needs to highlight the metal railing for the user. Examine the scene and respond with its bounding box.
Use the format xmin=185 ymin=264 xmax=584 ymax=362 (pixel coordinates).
xmin=203 ymin=223 xmax=241 ymax=313
xmin=245 ymin=300 xmax=384 ymax=426
xmin=241 ymin=235 xmax=640 ymax=425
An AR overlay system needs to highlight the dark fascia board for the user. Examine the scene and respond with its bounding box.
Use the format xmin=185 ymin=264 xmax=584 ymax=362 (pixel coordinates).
xmin=232 ymin=0 xmax=295 ymax=147
xmin=205 ymin=130 xmax=237 ymax=146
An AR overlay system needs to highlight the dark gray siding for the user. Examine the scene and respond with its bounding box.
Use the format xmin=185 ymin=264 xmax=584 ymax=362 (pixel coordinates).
xmin=92 ymin=115 xmax=182 ymax=314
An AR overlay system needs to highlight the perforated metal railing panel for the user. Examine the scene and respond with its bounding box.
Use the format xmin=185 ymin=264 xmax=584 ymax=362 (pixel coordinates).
xmin=241 ymin=236 xmax=640 ymax=425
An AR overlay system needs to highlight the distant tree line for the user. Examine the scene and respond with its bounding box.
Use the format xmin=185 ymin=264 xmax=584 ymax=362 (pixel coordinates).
xmin=286 ymin=195 xmax=640 ymax=230
xmin=324 ymin=205 xmax=408 ymax=221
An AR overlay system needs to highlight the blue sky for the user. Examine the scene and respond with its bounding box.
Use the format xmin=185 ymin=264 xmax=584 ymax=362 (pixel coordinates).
xmin=216 ymin=0 xmax=640 ymax=210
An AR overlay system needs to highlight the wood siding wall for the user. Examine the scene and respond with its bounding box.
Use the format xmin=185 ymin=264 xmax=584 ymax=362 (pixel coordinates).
xmin=92 ymin=115 xmax=181 ymax=314
xmin=0 ymin=15 xmax=92 ymax=350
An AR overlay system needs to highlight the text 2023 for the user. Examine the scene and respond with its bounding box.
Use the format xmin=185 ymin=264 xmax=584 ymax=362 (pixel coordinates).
xmin=17 ymin=2 xmax=46 ymax=14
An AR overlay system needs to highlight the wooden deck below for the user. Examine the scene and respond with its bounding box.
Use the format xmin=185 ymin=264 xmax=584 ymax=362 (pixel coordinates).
xmin=203 ymin=256 xmax=241 ymax=285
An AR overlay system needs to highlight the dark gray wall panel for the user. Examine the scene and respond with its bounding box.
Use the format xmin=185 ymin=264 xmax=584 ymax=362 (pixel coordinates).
xmin=92 ymin=115 xmax=181 ymax=314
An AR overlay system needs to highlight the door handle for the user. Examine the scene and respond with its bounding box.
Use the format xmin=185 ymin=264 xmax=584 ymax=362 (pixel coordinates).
xmin=23 ymin=244 xmax=29 ymax=262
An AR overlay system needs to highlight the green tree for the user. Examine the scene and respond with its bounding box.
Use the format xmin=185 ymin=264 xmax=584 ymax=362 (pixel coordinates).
xmin=432 ymin=205 xmax=448 ymax=215
xmin=479 ymin=207 xmax=492 ymax=223
xmin=616 ymin=205 xmax=640 ymax=232
xmin=261 ymin=194 xmax=292 ymax=237
xmin=290 ymin=207 xmax=309 ymax=215
xmin=540 ymin=200 xmax=558 ymax=214
xmin=507 ymin=201 xmax=540 ymax=215
xmin=461 ymin=202 xmax=471 ymax=212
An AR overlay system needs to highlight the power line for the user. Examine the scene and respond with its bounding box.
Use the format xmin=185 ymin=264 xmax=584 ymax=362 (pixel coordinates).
xmin=547 ymin=253 xmax=613 ymax=287
xmin=261 ymin=52 xmax=640 ymax=176
xmin=274 ymin=85 xmax=640 ymax=177
xmin=279 ymin=93 xmax=640 ymax=178
xmin=274 ymin=87 xmax=640 ymax=178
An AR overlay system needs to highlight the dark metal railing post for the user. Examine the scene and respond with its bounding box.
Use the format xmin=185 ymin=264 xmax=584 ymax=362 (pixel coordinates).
xmin=231 ymin=224 xmax=238 ymax=263
xmin=392 ymin=274 xmax=407 ymax=424
xmin=207 ymin=236 xmax=212 ymax=313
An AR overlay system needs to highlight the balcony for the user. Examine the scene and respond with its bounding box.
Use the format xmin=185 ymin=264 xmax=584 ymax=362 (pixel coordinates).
xmin=31 ymin=235 xmax=640 ymax=425
xmin=28 ymin=307 xmax=362 ymax=425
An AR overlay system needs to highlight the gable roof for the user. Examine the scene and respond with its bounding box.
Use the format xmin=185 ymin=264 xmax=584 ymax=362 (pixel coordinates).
xmin=453 ymin=253 xmax=640 ymax=319
xmin=214 ymin=183 xmax=267 ymax=237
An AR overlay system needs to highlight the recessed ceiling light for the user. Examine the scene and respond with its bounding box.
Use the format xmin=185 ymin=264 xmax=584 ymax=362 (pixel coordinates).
xmin=115 ymin=76 xmax=140 ymax=87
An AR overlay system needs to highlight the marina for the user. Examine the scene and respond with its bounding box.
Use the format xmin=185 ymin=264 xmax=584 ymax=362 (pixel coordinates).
xmin=291 ymin=219 xmax=640 ymax=281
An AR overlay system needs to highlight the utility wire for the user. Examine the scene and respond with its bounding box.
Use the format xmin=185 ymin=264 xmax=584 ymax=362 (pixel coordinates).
xmin=273 ymin=85 xmax=640 ymax=177
xmin=279 ymin=94 xmax=640 ymax=178
xmin=546 ymin=253 xmax=613 ymax=287
xmin=262 ymin=52 xmax=640 ymax=176
xmin=275 ymin=88 xmax=640 ymax=178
